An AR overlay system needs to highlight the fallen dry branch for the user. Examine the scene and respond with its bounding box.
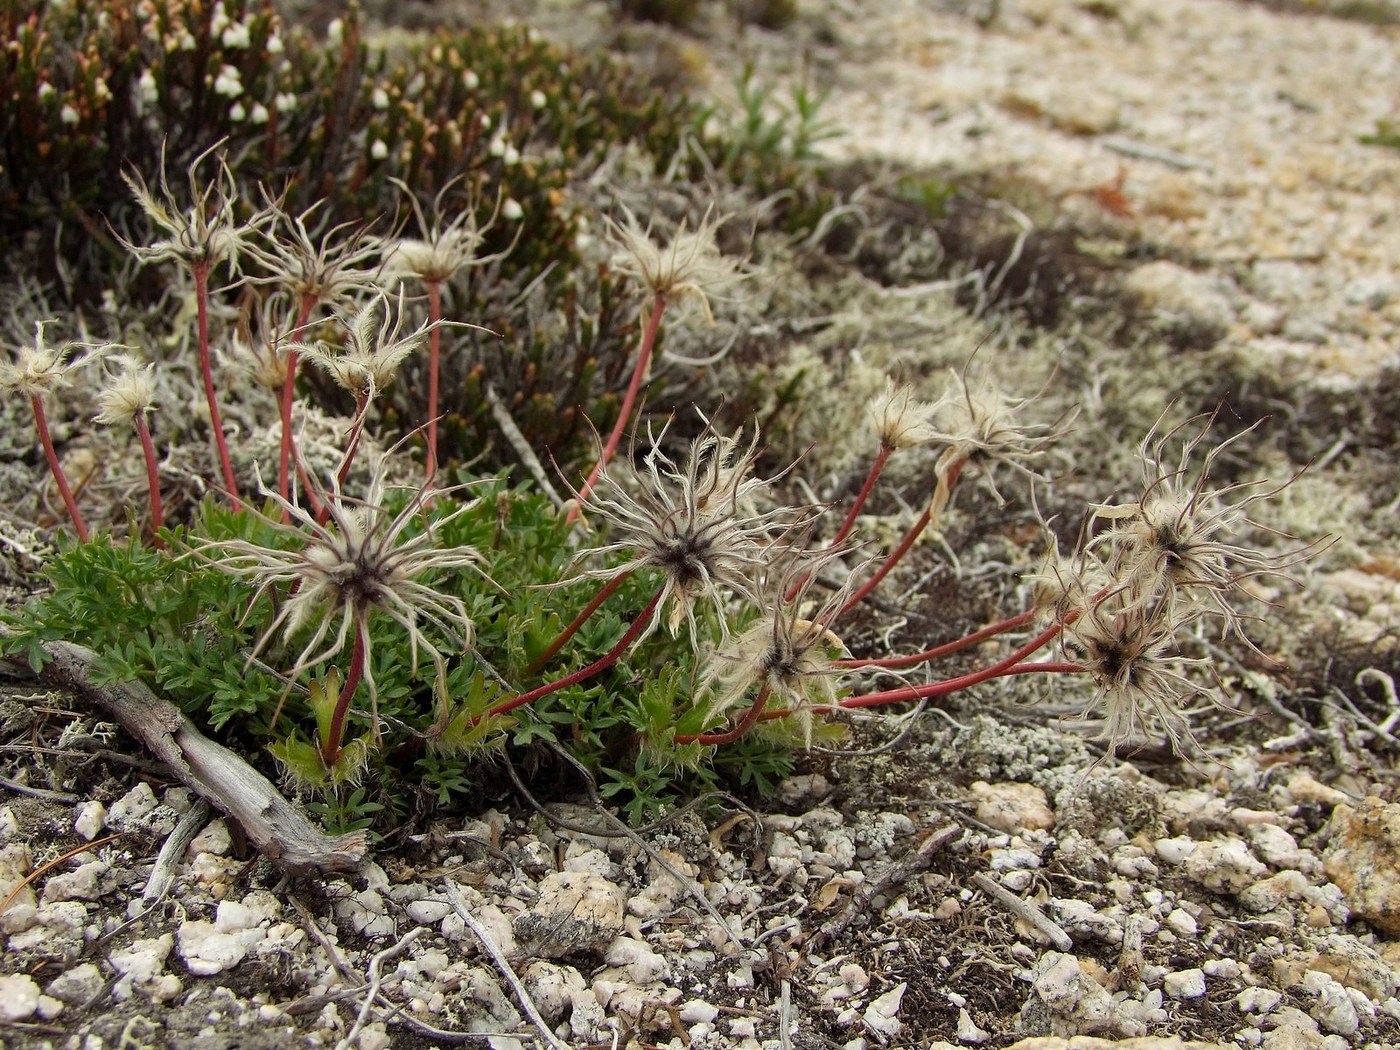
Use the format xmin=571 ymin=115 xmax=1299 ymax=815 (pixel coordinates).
xmin=30 ymin=641 xmax=366 ymax=877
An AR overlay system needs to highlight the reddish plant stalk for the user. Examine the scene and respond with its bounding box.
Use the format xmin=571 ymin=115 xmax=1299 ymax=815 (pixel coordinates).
xmin=426 ymin=278 xmax=443 ymax=481
xmin=674 ymin=684 xmax=772 ymax=746
xmin=836 ymin=505 xmax=932 ymax=619
xmin=278 ymin=292 xmax=320 ymax=511
xmin=838 ymin=608 xmax=1039 ymax=670
xmin=785 ymin=442 xmax=895 ymax=601
xmin=571 ymin=291 xmax=668 ymax=519
xmin=134 ymin=414 xmax=165 ymax=549
xmin=840 ymin=620 xmax=1066 ymax=709
xmin=193 ymin=261 xmax=240 ymax=509
xmin=484 ymin=585 xmax=666 ymax=720
xmin=526 ymin=569 xmax=634 ymax=675
xmin=321 ymin=623 xmax=366 ymax=766
xmin=315 ymin=392 xmax=370 ymax=527
xmin=30 ymin=394 xmax=88 ymax=542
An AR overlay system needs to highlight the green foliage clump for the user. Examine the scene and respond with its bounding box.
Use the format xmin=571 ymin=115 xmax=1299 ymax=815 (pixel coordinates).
xmin=3 ymin=480 xmax=793 ymax=828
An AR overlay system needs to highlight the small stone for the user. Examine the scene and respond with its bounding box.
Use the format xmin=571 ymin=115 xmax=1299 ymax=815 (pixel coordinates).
xmin=604 ymin=936 xmax=667 ymax=984
xmin=1240 ymin=870 xmax=1309 ymax=913
xmin=969 ymin=782 xmax=1055 ymax=833
xmin=1183 ymin=837 xmax=1267 ymax=894
xmin=106 ymin=783 xmax=158 ymax=830
xmin=1324 ymin=797 xmax=1400 ymax=934
xmin=406 ymin=897 xmax=452 ymax=924
xmin=520 ymin=961 xmax=585 ymax=1024
xmin=775 ymin=773 xmax=830 ymax=805
xmin=1239 ymin=987 xmax=1284 ymax=1014
xmin=514 ymin=872 xmax=626 ymax=958
xmin=1164 ymin=968 xmax=1207 ymax=1000
xmin=678 ymin=999 xmax=719 ymax=1024
xmin=44 ymin=963 xmax=103 ymax=1005
xmin=1163 ymin=908 xmax=1197 ymax=937
xmin=1300 ymin=970 xmax=1360 ymax=1036
xmin=35 ymin=994 xmax=63 ymax=1020
xmin=1050 ymin=898 xmax=1123 ymax=944
xmin=1024 ymin=952 xmax=1115 ymax=1035
xmin=0 ymin=974 xmax=41 ymax=1020
xmin=177 ymin=919 xmax=259 ymax=976
xmin=1287 ymin=774 xmax=1350 ymax=809
xmin=72 ymin=801 xmax=106 ymax=841
xmin=1153 ymin=837 xmax=1196 ymax=864
xmin=42 ymin=860 xmax=112 ymax=903
xmin=956 ymin=1007 xmax=989 ymax=1044
xmin=188 ymin=819 xmax=231 ymax=857
xmin=1248 ymin=824 xmax=1303 ymax=869
xmin=863 ymin=982 xmax=906 ymax=1038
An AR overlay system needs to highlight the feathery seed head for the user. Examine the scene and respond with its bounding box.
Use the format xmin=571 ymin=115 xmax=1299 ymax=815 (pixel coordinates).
xmin=699 ymin=551 xmax=856 ymax=736
xmin=604 ymin=204 xmax=749 ymax=324
xmin=93 ymin=353 xmax=156 ymax=427
xmin=295 ymin=290 xmax=432 ymax=404
xmin=119 ymin=144 xmax=253 ymax=271
xmin=198 ymin=455 xmax=487 ymax=709
xmin=866 ymin=377 xmax=937 ymax=451
xmin=244 ymin=197 xmax=384 ymax=308
xmin=1063 ymin=584 xmax=1209 ymax=756
xmin=0 ymin=321 xmax=108 ymax=400
xmin=574 ymin=424 xmax=807 ymax=644
xmin=929 ymin=370 xmax=1060 ymax=503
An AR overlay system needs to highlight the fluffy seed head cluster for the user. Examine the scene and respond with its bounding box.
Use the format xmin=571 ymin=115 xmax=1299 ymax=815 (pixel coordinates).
xmin=604 ymin=205 xmax=749 ymax=324
xmin=200 ymin=456 xmax=486 ymax=706
xmin=574 ymin=425 xmax=805 ymax=643
xmin=93 ymin=353 xmax=157 ymax=427
xmin=0 ymin=321 xmax=107 ymax=400
xmin=1061 ymin=581 xmax=1209 ymax=755
xmin=1088 ymin=417 xmax=1308 ymax=633
xmin=295 ymin=290 xmax=435 ymax=405
xmin=245 ymin=198 xmax=384 ymax=310
xmin=699 ymin=552 xmax=856 ymax=737
xmin=865 ymin=378 xmax=937 ymax=451
xmin=379 ymin=180 xmax=505 ymax=285
xmin=119 ymin=145 xmax=252 ymax=272
xmin=928 ymin=369 xmax=1063 ymax=507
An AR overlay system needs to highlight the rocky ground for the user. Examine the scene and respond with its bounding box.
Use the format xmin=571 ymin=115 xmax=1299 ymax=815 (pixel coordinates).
xmin=3 ymin=1 xmax=1400 ymax=1049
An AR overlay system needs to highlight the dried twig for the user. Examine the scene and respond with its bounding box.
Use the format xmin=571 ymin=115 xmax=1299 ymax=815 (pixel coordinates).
xmin=806 ymin=824 xmax=960 ymax=954
xmin=143 ymin=798 xmax=211 ymax=903
xmin=969 ymin=871 xmax=1072 ymax=951
xmin=484 ymin=382 xmax=565 ymax=509
xmin=336 ymin=927 xmax=426 ymax=1050
xmin=30 ymin=642 xmax=365 ymax=876
xmin=0 ymin=832 xmax=123 ymax=916
xmin=443 ymin=879 xmax=571 ymax=1050
xmin=0 ymin=775 xmax=77 ymax=803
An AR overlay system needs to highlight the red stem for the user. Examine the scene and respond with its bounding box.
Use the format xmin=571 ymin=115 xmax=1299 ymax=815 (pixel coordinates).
xmin=571 ymin=291 xmax=667 ymax=519
xmin=675 ymin=684 xmax=772 ymax=745
xmin=194 ymin=261 xmax=240 ymax=510
xmin=840 ymin=620 xmax=1065 ymax=709
xmin=278 ymin=293 xmax=319 ymax=512
xmin=785 ymin=443 xmax=895 ymax=602
xmin=839 ymin=608 xmax=1039 ymax=670
xmin=426 ymin=279 xmax=443 ymax=481
xmin=837 ymin=505 xmax=933 ymax=620
xmin=526 ymin=570 xmax=634 ymax=675
xmin=321 ymin=623 xmax=366 ymax=766
xmin=483 ymin=585 xmax=666 ymax=719
xmin=30 ymin=395 xmax=89 ymax=542
xmin=135 ymin=414 xmax=165 ymax=549
xmin=315 ymin=392 xmax=369 ymax=526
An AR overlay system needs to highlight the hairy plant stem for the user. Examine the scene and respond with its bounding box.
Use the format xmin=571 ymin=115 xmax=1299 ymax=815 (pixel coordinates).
xmin=841 ymin=620 xmax=1066 ymax=709
xmin=321 ymin=625 xmax=366 ymax=766
xmin=193 ymin=261 xmax=240 ymax=509
xmin=485 ymin=584 xmax=666 ymax=719
xmin=835 ymin=455 xmax=968 ymax=618
xmin=30 ymin=394 xmax=88 ymax=542
xmin=838 ymin=608 xmax=1039 ymax=670
xmin=675 ymin=684 xmax=772 ymax=745
xmin=527 ymin=569 xmax=634 ymax=675
xmin=134 ymin=414 xmax=165 ymax=549
xmin=786 ymin=442 xmax=894 ymax=601
xmin=278 ymin=292 xmax=320 ymax=512
xmin=425 ymin=278 xmax=443 ymax=481
xmin=571 ymin=291 xmax=667 ymax=520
